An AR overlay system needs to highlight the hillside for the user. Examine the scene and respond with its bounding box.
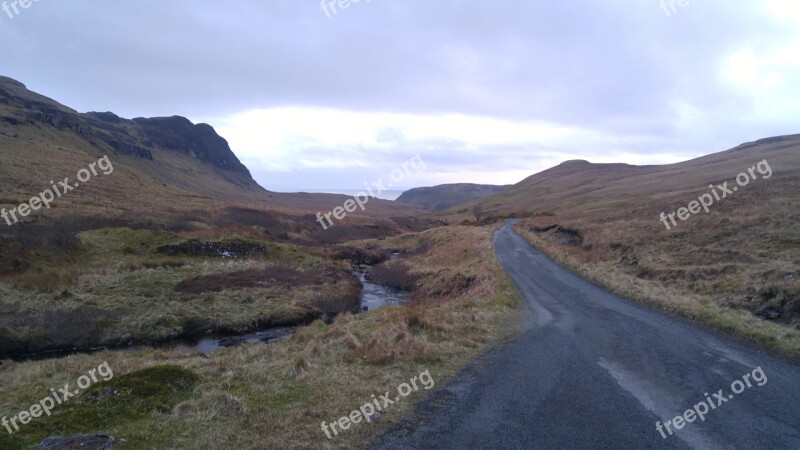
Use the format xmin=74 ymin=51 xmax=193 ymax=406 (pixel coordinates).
xmin=0 ymin=76 xmax=418 ymax=231
xmin=396 ymin=183 xmax=509 ymax=211
xmin=446 ymin=136 xmax=800 ymax=354
xmin=467 ymin=135 xmax=799 ymax=216
xmin=0 ymin=76 xmax=261 ymax=197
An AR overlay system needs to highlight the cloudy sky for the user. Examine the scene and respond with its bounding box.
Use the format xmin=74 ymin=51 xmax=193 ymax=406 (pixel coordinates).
xmin=2 ymin=0 xmax=798 ymax=192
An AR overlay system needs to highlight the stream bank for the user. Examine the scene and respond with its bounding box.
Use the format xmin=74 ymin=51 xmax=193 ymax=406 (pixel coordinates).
xmin=5 ymin=260 xmax=411 ymax=361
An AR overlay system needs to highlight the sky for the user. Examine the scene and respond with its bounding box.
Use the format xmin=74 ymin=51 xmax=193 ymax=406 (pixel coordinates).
xmin=1 ymin=0 xmax=799 ymax=192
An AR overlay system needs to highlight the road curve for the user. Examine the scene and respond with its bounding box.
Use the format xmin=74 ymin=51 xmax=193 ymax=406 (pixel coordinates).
xmin=372 ymin=221 xmax=800 ymax=449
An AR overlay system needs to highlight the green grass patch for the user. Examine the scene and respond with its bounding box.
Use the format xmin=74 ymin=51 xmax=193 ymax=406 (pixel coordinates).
xmin=0 ymin=365 xmax=200 ymax=449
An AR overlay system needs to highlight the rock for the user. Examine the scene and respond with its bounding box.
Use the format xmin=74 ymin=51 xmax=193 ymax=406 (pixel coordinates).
xmin=785 ymin=274 xmax=795 ymax=281
xmin=100 ymin=387 xmax=118 ymax=399
xmin=617 ymin=255 xmax=639 ymax=267
xmin=38 ymin=434 xmax=126 ymax=450
xmin=764 ymin=308 xmax=783 ymax=321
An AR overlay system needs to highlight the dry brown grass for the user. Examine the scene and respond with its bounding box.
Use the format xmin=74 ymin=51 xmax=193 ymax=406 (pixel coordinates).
xmin=514 ymin=207 xmax=800 ymax=358
xmin=12 ymin=266 xmax=83 ymax=293
xmin=365 ymin=261 xmax=418 ymax=292
xmin=425 ymin=134 xmax=800 ymax=358
xmin=0 ymin=225 xmax=522 ymax=449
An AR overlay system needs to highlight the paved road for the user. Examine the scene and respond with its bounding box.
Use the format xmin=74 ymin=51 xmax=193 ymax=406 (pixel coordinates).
xmin=372 ymin=221 xmax=800 ymax=449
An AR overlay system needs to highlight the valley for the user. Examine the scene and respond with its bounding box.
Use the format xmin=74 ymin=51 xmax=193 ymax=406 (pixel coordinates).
xmin=0 ymin=76 xmax=797 ymax=449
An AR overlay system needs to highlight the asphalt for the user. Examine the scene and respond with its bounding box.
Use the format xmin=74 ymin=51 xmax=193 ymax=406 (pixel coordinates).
xmin=371 ymin=221 xmax=800 ymax=449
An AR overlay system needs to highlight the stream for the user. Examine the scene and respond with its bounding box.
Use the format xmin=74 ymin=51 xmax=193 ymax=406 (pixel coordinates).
xmin=355 ymin=269 xmax=410 ymax=312
xmin=187 ymin=268 xmax=410 ymax=353
xmin=11 ymin=267 xmax=409 ymax=360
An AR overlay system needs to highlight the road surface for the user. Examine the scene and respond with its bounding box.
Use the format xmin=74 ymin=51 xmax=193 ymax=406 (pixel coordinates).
xmin=372 ymin=221 xmax=800 ymax=449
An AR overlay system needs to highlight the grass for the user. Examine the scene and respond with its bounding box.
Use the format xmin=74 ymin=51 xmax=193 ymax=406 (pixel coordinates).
xmin=0 ymin=227 xmax=359 ymax=357
xmin=513 ymin=218 xmax=800 ymax=359
xmin=0 ymin=364 xmax=202 ymax=449
xmin=0 ymin=224 xmax=523 ymax=449
xmin=428 ymin=136 xmax=800 ymax=360
xmin=365 ymin=261 xmax=418 ymax=292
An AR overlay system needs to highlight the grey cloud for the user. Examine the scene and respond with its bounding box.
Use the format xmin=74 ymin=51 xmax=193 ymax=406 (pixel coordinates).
xmin=0 ymin=0 xmax=796 ymax=189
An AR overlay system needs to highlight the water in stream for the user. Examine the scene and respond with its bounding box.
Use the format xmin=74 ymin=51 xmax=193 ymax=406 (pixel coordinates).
xmin=189 ymin=269 xmax=409 ymax=353
xmin=12 ymin=267 xmax=409 ymax=360
xmin=355 ymin=270 xmax=410 ymax=312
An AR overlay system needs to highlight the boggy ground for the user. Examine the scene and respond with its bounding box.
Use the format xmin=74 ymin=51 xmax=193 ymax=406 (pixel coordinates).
xmin=0 ymin=225 xmax=361 ymax=358
xmin=0 ymin=224 xmax=522 ymax=449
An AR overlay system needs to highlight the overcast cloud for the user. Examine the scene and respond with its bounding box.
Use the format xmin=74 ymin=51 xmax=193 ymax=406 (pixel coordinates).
xmin=1 ymin=0 xmax=798 ymax=191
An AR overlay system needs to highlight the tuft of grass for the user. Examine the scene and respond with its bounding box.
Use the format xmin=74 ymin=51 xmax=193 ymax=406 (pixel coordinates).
xmin=121 ymin=257 xmax=187 ymax=272
xmin=173 ymin=391 xmax=249 ymax=420
xmin=12 ymin=267 xmax=82 ymax=293
xmin=366 ymin=261 xmax=418 ymax=292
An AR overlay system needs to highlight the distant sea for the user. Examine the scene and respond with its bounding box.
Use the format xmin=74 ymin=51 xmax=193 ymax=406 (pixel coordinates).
xmin=290 ymin=189 xmax=408 ymax=201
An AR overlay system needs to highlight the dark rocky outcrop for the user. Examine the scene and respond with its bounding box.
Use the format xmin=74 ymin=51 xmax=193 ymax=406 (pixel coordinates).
xmin=132 ymin=116 xmax=251 ymax=176
xmin=98 ymin=138 xmax=153 ymax=160
xmin=0 ymin=76 xmax=254 ymax=178
xmin=529 ymin=224 xmax=584 ymax=246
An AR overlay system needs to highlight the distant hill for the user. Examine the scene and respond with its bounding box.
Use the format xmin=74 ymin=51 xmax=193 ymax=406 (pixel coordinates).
xmin=396 ymin=183 xmax=509 ymax=211
xmin=466 ymin=136 xmax=800 ymax=216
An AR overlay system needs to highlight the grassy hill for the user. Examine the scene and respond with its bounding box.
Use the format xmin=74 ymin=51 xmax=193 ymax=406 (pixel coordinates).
xmin=443 ymin=136 xmax=800 ymax=355
xmin=396 ymin=183 xmax=509 ymax=212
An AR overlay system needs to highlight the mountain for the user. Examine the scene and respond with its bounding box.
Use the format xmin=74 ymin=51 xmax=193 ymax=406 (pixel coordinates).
xmin=88 ymin=112 xmax=252 ymax=176
xmin=0 ymin=76 xmax=417 ymax=227
xmin=396 ymin=183 xmax=510 ymax=211
xmin=0 ymin=76 xmax=263 ymax=203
